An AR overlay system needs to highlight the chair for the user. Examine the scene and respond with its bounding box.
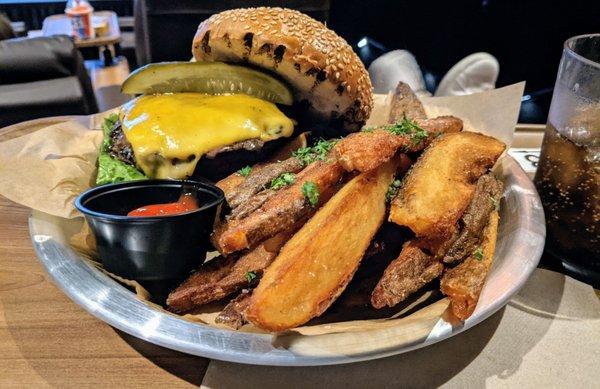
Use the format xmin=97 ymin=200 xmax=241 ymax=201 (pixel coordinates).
xmin=0 ymin=35 xmax=98 ymax=128
xmin=134 ymin=0 xmax=330 ymax=67
xmin=0 ymin=13 xmax=16 ymax=40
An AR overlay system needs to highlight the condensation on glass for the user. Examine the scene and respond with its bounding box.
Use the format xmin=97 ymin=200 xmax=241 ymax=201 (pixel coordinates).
xmin=534 ymin=34 xmax=600 ymax=283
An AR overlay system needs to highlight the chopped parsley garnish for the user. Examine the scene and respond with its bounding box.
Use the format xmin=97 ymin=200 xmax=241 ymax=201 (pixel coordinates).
xmin=301 ymin=181 xmax=320 ymax=206
xmin=363 ymin=118 xmax=428 ymax=145
xmin=313 ymin=138 xmax=336 ymax=156
xmin=293 ymin=138 xmax=338 ymax=166
xmin=292 ymin=146 xmax=313 ymax=165
xmin=270 ymin=172 xmax=296 ymax=190
xmin=237 ymin=166 xmax=252 ymax=177
xmin=386 ymin=179 xmax=403 ymax=203
xmin=245 ymin=271 xmax=257 ymax=283
xmin=473 ymin=246 xmax=484 ymax=261
xmin=489 ymin=195 xmax=499 ymax=210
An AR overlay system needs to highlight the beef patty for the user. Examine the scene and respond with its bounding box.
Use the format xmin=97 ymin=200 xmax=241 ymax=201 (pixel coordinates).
xmin=107 ymin=121 xmax=281 ymax=181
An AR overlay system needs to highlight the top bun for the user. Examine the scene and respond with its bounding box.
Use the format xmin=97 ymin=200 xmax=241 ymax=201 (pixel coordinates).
xmin=192 ymin=7 xmax=373 ymax=133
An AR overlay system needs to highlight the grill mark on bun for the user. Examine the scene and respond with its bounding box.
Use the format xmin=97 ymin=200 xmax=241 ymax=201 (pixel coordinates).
xmin=243 ymin=32 xmax=254 ymax=56
xmin=316 ymin=70 xmax=327 ymax=82
xmin=223 ymin=33 xmax=232 ymax=48
xmin=200 ymin=31 xmax=211 ymax=54
xmin=305 ymin=67 xmax=319 ymax=77
xmin=257 ymin=43 xmax=272 ymax=55
xmin=310 ymin=69 xmax=328 ymax=90
xmin=273 ymin=45 xmax=286 ymax=63
xmin=192 ymin=7 xmax=373 ymax=133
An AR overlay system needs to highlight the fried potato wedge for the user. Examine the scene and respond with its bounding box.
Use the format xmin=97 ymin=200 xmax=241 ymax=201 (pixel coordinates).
xmin=440 ymin=210 xmax=499 ymax=320
xmin=333 ymin=116 xmax=463 ymax=173
xmin=166 ymin=256 xmax=236 ymax=312
xmin=212 ymin=159 xmax=345 ymax=255
xmin=222 ymin=157 xmax=305 ymax=209
xmin=389 ymin=132 xmax=505 ymax=238
xmin=371 ymin=240 xmax=444 ymax=309
xmin=166 ymin=228 xmax=295 ymax=312
xmin=244 ymin=158 xmax=400 ymax=332
xmin=216 ymin=133 xmax=308 ymax=204
xmin=216 ymin=174 xmax=245 ymax=196
xmin=215 ymin=291 xmax=252 ymax=330
xmin=388 ymin=81 xmax=427 ymax=122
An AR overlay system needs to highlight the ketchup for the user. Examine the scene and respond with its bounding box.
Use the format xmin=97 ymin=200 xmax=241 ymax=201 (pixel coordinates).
xmin=127 ymin=192 xmax=198 ymax=217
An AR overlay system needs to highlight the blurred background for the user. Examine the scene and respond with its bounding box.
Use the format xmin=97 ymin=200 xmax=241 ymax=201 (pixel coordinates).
xmin=1 ymin=0 xmax=599 ymax=127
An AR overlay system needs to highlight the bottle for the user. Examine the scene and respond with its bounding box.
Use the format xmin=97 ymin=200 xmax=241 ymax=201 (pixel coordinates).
xmin=65 ymin=0 xmax=94 ymax=40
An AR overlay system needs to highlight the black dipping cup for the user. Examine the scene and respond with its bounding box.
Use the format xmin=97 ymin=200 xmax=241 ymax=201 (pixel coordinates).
xmin=75 ymin=180 xmax=224 ymax=282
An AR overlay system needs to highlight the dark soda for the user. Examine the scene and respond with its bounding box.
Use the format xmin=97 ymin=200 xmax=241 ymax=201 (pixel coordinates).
xmin=534 ymin=122 xmax=599 ymax=271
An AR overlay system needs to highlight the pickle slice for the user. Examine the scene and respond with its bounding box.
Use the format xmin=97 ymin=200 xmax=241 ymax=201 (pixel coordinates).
xmin=121 ymin=61 xmax=293 ymax=105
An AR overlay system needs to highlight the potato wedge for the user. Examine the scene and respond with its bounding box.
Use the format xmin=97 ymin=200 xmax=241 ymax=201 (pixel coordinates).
xmin=389 ymin=132 xmax=505 ymax=238
xmin=166 ymin=227 xmax=295 ymax=312
xmin=212 ymin=159 xmax=345 ymax=255
xmin=333 ymin=116 xmax=462 ymax=173
xmin=371 ymin=240 xmax=444 ymax=309
xmin=215 ymin=133 xmax=308 ymax=200
xmin=245 ymin=158 xmax=400 ymax=332
xmin=388 ymin=81 xmax=427 ymax=122
xmin=216 ymin=173 xmax=245 ymax=196
xmin=440 ymin=210 xmax=499 ymax=320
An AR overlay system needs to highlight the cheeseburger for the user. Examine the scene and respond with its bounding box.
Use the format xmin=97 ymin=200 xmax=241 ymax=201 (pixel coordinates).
xmin=98 ymin=7 xmax=372 ymax=184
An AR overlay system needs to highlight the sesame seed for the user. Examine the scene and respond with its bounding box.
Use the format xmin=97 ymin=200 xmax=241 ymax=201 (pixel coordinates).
xmin=196 ymin=7 xmax=372 ymax=129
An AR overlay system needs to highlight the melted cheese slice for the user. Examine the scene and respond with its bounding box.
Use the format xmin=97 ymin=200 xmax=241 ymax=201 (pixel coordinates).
xmin=119 ymin=93 xmax=294 ymax=179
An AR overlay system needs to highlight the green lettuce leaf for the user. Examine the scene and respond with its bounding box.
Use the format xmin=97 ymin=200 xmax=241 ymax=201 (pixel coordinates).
xmin=96 ymin=153 xmax=147 ymax=185
xmin=96 ymin=114 xmax=147 ymax=185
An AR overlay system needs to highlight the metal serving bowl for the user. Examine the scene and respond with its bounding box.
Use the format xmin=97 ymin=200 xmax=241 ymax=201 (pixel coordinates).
xmin=30 ymin=156 xmax=545 ymax=366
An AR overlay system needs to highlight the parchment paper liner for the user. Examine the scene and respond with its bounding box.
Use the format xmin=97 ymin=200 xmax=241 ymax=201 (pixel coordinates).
xmin=0 ymin=83 xmax=525 ymax=336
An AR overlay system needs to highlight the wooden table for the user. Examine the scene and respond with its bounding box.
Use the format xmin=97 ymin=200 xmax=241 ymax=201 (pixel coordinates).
xmin=0 ymin=120 xmax=209 ymax=388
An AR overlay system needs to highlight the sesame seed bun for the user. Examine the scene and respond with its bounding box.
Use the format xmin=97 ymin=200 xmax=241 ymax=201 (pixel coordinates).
xmin=192 ymin=7 xmax=373 ymax=133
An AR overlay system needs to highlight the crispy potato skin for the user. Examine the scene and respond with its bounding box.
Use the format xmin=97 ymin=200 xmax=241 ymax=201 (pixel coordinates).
xmin=216 ymin=174 xmax=245 ymax=195
xmin=166 ymin=256 xmax=237 ymax=312
xmin=388 ymin=82 xmax=427 ymax=122
xmin=215 ymin=133 xmax=308 ymax=201
xmin=244 ymin=158 xmax=399 ymax=332
xmin=440 ymin=211 xmax=499 ymax=320
xmin=371 ymin=240 xmax=444 ymax=309
xmin=166 ymin=229 xmax=294 ymax=312
xmin=333 ymin=116 xmax=463 ymax=173
xmin=214 ymin=291 xmax=252 ymax=329
xmin=389 ymin=132 xmax=505 ymax=238
xmin=334 ymin=130 xmax=407 ymax=173
xmin=212 ymin=159 xmax=345 ymax=255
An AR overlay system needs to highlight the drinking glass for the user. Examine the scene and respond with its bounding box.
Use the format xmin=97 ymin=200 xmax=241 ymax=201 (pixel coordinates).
xmin=534 ymin=34 xmax=600 ymax=287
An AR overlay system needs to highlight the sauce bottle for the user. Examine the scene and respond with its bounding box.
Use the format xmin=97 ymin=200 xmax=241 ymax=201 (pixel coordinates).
xmin=65 ymin=0 xmax=95 ymax=40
